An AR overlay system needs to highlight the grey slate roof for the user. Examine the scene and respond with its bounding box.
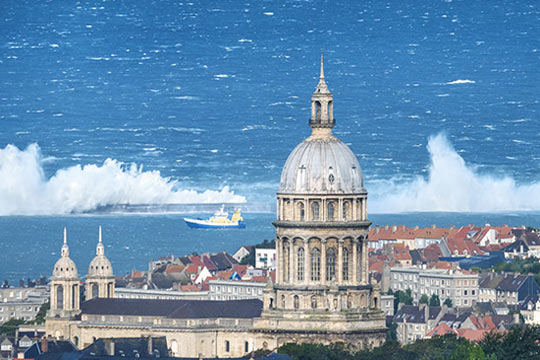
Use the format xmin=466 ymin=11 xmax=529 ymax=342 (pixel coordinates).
xmin=479 ymin=272 xmax=528 ymax=292
xmin=210 ymin=252 xmax=238 ymax=271
xmin=81 ymin=298 xmax=263 ymax=319
xmin=393 ymin=305 xmax=441 ymax=324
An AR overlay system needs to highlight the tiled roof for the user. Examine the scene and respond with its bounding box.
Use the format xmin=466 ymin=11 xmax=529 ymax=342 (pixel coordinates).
xmin=81 ymin=298 xmax=263 ymax=319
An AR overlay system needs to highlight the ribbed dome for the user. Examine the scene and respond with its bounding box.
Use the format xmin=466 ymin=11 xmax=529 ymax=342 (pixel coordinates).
xmin=88 ymin=255 xmax=113 ymax=277
xmin=52 ymin=253 xmax=78 ymax=279
xmin=87 ymin=227 xmax=113 ymax=277
xmin=279 ymin=134 xmax=364 ymax=194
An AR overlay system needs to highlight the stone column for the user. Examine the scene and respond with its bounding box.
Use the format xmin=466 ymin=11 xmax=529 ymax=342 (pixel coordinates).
xmin=304 ymin=239 xmax=310 ymax=284
xmin=352 ymin=240 xmax=358 ymax=284
xmin=362 ymin=240 xmax=368 ymax=284
xmin=363 ymin=198 xmax=367 ymax=221
xmin=276 ymin=238 xmax=281 ymax=284
xmin=338 ymin=198 xmax=343 ymax=221
xmin=289 ymin=240 xmax=294 ymax=284
xmin=321 ymin=240 xmax=327 ymax=284
xmin=337 ymin=240 xmax=343 ymax=284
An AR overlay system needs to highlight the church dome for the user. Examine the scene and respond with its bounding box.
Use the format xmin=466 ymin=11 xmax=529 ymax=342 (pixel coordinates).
xmin=52 ymin=228 xmax=78 ymax=279
xmin=88 ymin=256 xmax=113 ymax=277
xmin=87 ymin=226 xmax=113 ymax=277
xmin=278 ymin=54 xmax=365 ymax=195
xmin=279 ymin=136 xmax=364 ymax=194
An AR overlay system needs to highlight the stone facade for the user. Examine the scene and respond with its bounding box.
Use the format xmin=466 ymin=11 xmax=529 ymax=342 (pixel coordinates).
xmin=46 ymin=56 xmax=386 ymax=357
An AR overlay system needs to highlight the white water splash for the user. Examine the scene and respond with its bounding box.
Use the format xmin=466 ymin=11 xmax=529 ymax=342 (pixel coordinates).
xmin=371 ymin=133 xmax=540 ymax=213
xmin=0 ymin=144 xmax=245 ymax=215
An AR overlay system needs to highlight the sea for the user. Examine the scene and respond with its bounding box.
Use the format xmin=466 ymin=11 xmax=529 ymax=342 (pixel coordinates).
xmin=1 ymin=0 xmax=540 ymax=282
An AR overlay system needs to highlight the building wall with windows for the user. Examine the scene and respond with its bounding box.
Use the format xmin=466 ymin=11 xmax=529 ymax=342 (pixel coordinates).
xmin=208 ymin=280 xmax=266 ymax=300
xmin=255 ymin=249 xmax=276 ymax=270
xmin=0 ymin=287 xmax=48 ymax=324
xmin=390 ymin=266 xmax=479 ymax=307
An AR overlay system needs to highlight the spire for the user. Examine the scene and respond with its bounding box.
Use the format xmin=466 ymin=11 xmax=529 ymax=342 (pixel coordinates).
xmin=310 ymin=54 xmax=334 ymax=133
xmin=320 ymin=52 xmax=325 ymax=81
xmin=61 ymin=227 xmax=69 ymax=257
xmin=96 ymin=226 xmax=105 ymax=256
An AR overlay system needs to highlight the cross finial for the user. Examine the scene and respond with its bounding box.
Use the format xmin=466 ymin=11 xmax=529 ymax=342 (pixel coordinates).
xmin=320 ymin=52 xmax=325 ymax=80
xmin=99 ymin=225 xmax=102 ymax=243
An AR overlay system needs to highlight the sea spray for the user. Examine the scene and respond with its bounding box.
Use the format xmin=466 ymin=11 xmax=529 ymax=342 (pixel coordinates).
xmin=370 ymin=133 xmax=540 ymax=213
xmin=0 ymin=144 xmax=245 ymax=215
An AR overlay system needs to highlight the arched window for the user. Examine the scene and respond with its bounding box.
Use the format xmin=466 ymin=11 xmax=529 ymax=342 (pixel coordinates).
xmin=311 ymin=248 xmax=321 ymax=281
xmin=56 ymin=285 xmax=64 ymax=310
xmin=328 ymin=202 xmax=335 ymax=220
xmin=343 ymin=201 xmax=350 ymax=221
xmin=312 ymin=202 xmax=319 ymax=220
xmin=342 ymin=247 xmax=349 ymax=281
xmin=225 ymin=341 xmax=230 ymax=353
xmin=107 ymin=282 xmax=113 ymax=298
xmin=281 ymin=295 xmax=285 ymax=308
xmin=347 ymin=295 xmax=352 ymax=309
xmin=91 ymin=283 xmax=99 ymax=299
xmin=326 ymin=248 xmax=336 ymax=281
xmin=297 ymin=247 xmax=305 ymax=282
xmin=315 ymin=101 xmax=321 ymax=119
xmin=73 ymin=336 xmax=79 ymax=347
xmin=311 ymin=295 xmax=317 ymax=309
xmin=298 ymin=202 xmax=305 ymax=221
xmin=294 ymin=295 xmax=299 ymax=309
xmin=283 ymin=241 xmax=290 ymax=282
xmin=373 ymin=297 xmax=378 ymax=309
xmin=244 ymin=341 xmax=249 ymax=353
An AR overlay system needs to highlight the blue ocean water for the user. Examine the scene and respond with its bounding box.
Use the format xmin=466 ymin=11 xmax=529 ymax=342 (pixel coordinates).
xmin=1 ymin=0 xmax=540 ymax=280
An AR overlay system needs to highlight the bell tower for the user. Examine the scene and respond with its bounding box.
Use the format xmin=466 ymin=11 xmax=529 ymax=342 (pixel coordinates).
xmin=46 ymin=228 xmax=80 ymax=340
xmin=86 ymin=226 xmax=115 ymax=300
xmin=255 ymin=55 xmax=386 ymax=351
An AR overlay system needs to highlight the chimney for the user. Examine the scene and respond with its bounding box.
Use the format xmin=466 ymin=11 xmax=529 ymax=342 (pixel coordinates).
xmin=432 ymin=224 xmax=436 ymax=229
xmin=385 ymin=224 xmax=389 ymax=230
xmin=392 ymin=225 xmax=397 ymax=233
xmin=147 ymin=337 xmax=153 ymax=355
xmin=105 ymin=341 xmax=115 ymax=356
xmin=41 ymin=337 xmax=48 ymax=353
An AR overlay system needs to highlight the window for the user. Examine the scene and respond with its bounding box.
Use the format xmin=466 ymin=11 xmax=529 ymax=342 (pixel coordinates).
xmin=328 ymin=202 xmax=335 ymax=220
xmin=312 ymin=202 xmax=320 ymax=220
xmin=298 ymin=202 xmax=305 ymax=221
xmin=225 ymin=341 xmax=230 ymax=353
xmin=342 ymin=247 xmax=349 ymax=281
xmin=297 ymin=247 xmax=305 ymax=282
xmin=281 ymin=295 xmax=285 ymax=308
xmin=294 ymin=295 xmax=299 ymax=309
xmin=56 ymin=285 xmax=64 ymax=310
xmin=91 ymin=283 xmax=98 ymax=299
xmin=311 ymin=295 xmax=317 ymax=309
xmin=326 ymin=248 xmax=336 ymax=281
xmin=343 ymin=201 xmax=350 ymax=220
xmin=245 ymin=341 xmax=249 ymax=353
xmin=311 ymin=248 xmax=321 ymax=281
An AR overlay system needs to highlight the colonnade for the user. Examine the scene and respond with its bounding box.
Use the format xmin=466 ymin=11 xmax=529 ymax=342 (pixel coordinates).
xmin=277 ymin=196 xmax=368 ymax=222
xmin=275 ymin=236 xmax=369 ymax=286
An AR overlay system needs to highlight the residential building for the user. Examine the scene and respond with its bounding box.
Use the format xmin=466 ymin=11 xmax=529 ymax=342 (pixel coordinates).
xmin=255 ymin=248 xmax=276 ymax=270
xmin=232 ymin=245 xmax=253 ymax=263
xmin=390 ymin=266 xmax=479 ymax=307
xmin=0 ymin=286 xmax=48 ymax=324
xmin=208 ymin=279 xmax=266 ymax=300
xmin=114 ymin=288 xmax=208 ymax=300
xmin=479 ymin=272 xmax=540 ymax=304
xmin=393 ymin=304 xmax=443 ymax=344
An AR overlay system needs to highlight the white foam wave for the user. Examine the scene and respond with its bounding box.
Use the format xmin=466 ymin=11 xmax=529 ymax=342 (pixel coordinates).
xmin=0 ymin=144 xmax=245 ymax=215
xmin=445 ymin=79 xmax=475 ymax=85
xmin=371 ymin=133 xmax=540 ymax=213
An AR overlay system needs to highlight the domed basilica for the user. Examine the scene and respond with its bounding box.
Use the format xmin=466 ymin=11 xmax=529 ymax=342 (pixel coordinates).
xmin=45 ymin=56 xmax=386 ymax=357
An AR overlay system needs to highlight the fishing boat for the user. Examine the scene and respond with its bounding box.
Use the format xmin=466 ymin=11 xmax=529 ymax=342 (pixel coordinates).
xmin=184 ymin=205 xmax=246 ymax=229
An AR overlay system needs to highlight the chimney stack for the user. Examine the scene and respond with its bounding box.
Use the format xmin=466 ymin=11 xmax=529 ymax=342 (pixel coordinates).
xmin=147 ymin=337 xmax=153 ymax=355
xmin=105 ymin=341 xmax=115 ymax=356
xmin=41 ymin=337 xmax=48 ymax=353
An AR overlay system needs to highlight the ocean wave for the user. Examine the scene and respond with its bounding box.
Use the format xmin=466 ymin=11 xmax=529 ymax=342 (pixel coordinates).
xmin=0 ymin=144 xmax=245 ymax=215
xmin=444 ymin=79 xmax=476 ymax=85
xmin=370 ymin=133 xmax=540 ymax=213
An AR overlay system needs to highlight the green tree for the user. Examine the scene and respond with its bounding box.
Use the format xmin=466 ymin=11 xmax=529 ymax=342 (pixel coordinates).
xmin=419 ymin=294 xmax=429 ymax=304
xmin=443 ymin=298 xmax=453 ymax=307
xmin=0 ymin=318 xmax=25 ymax=336
xmin=429 ymin=294 xmax=440 ymax=307
xmin=27 ymin=301 xmax=49 ymax=325
xmin=480 ymin=325 xmax=540 ymax=359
